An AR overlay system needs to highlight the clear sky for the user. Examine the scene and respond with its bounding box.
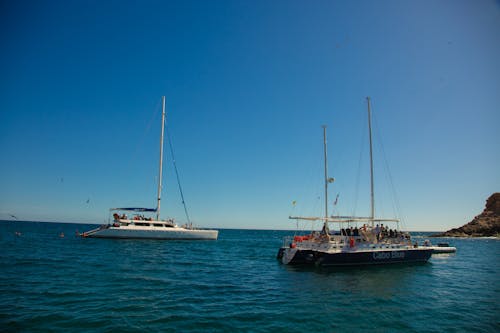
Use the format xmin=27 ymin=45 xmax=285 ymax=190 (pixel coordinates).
xmin=1 ymin=0 xmax=499 ymax=231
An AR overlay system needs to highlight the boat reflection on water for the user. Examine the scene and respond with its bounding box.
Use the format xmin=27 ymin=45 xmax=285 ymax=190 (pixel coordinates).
xmin=281 ymin=261 xmax=431 ymax=299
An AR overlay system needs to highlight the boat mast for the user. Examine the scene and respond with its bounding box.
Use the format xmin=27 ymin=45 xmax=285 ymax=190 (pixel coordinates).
xmin=157 ymin=96 xmax=166 ymax=221
xmin=367 ymin=97 xmax=375 ymax=226
xmin=322 ymin=125 xmax=329 ymax=230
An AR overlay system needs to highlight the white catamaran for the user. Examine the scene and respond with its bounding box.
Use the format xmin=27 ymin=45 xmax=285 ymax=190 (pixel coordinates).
xmin=277 ymin=97 xmax=432 ymax=266
xmin=81 ymin=97 xmax=218 ymax=240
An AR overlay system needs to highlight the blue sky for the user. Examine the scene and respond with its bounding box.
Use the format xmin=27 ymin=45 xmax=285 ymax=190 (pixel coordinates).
xmin=1 ymin=0 xmax=499 ymax=231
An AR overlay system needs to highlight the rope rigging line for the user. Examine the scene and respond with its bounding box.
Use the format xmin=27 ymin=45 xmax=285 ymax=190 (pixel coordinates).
xmin=121 ymin=100 xmax=163 ymax=179
xmin=133 ymin=99 xmax=163 ymax=158
xmin=165 ymin=124 xmax=192 ymax=226
xmin=352 ymin=117 xmax=367 ymax=217
xmin=371 ymin=107 xmax=404 ymax=228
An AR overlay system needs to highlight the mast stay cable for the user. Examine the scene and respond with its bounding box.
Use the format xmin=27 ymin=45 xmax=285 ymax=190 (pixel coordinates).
xmin=165 ymin=123 xmax=192 ymax=226
xmin=371 ymin=109 xmax=404 ymax=229
xmin=352 ymin=116 xmax=367 ymax=218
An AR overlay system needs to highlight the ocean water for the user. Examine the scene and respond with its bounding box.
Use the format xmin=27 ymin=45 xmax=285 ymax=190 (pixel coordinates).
xmin=0 ymin=221 xmax=498 ymax=332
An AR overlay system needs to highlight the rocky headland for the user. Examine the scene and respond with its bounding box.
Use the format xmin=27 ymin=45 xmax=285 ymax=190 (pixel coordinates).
xmin=432 ymin=192 xmax=500 ymax=237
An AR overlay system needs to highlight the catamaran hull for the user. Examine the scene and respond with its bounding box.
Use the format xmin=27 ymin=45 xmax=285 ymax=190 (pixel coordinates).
xmin=426 ymin=246 xmax=456 ymax=254
xmin=82 ymin=227 xmax=218 ymax=240
xmin=279 ymin=247 xmax=432 ymax=266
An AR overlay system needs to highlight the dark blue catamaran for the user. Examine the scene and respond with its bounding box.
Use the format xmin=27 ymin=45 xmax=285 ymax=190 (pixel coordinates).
xmin=277 ymin=97 xmax=432 ymax=266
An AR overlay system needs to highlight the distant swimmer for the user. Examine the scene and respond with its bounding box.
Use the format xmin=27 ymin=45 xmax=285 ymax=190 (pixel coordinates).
xmin=59 ymin=232 xmax=65 ymax=238
xmin=15 ymin=231 xmax=21 ymax=236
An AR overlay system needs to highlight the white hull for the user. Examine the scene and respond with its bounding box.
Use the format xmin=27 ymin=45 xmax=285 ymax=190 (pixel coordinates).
xmin=83 ymin=225 xmax=218 ymax=240
xmin=426 ymin=246 xmax=456 ymax=254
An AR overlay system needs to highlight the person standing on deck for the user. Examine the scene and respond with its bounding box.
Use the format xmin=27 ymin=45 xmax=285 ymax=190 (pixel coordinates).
xmin=374 ymin=224 xmax=381 ymax=242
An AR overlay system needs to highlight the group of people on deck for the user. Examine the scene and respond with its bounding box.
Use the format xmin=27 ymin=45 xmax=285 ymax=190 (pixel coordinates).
xmin=113 ymin=213 xmax=128 ymax=220
xmin=112 ymin=213 xmax=155 ymax=221
xmin=132 ymin=215 xmax=153 ymax=221
xmin=334 ymin=224 xmax=409 ymax=243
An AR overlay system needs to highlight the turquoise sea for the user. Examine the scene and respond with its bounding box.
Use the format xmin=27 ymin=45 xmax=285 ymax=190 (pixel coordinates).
xmin=0 ymin=221 xmax=498 ymax=332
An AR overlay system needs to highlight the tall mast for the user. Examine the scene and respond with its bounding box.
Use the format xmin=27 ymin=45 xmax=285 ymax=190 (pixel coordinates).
xmin=157 ymin=96 xmax=166 ymax=221
xmin=322 ymin=125 xmax=329 ymax=222
xmin=367 ymin=97 xmax=375 ymax=225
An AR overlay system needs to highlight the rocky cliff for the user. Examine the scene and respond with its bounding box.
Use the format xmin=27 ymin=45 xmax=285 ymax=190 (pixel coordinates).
xmin=432 ymin=193 xmax=500 ymax=237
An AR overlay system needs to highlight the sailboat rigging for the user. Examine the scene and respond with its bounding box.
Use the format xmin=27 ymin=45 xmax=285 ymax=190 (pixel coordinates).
xmin=81 ymin=97 xmax=218 ymax=240
xmin=278 ymin=97 xmax=432 ymax=266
